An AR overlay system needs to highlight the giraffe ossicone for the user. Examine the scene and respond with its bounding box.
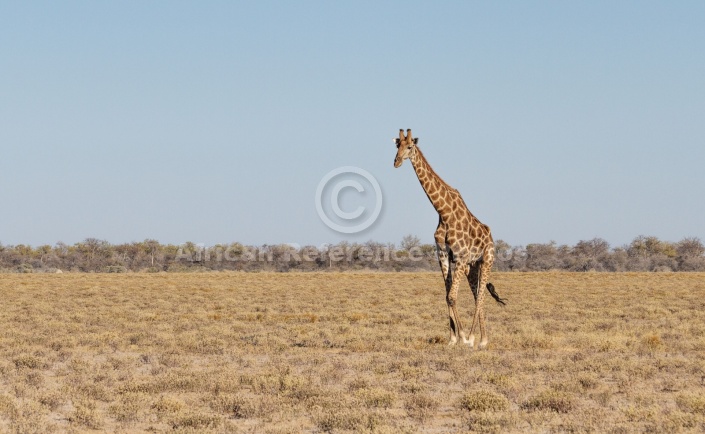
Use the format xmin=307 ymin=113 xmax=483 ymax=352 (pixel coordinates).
xmin=393 ymin=128 xmax=506 ymax=349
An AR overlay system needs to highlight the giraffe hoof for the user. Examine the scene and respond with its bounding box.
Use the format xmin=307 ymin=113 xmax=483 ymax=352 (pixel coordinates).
xmin=478 ymin=341 xmax=488 ymax=350
xmin=465 ymin=335 xmax=475 ymax=348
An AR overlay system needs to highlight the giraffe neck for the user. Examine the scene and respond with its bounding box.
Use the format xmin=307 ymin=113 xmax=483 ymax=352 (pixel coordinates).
xmin=410 ymin=147 xmax=454 ymax=217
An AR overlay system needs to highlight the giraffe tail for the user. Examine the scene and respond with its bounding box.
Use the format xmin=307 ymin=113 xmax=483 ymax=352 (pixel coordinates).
xmin=486 ymin=283 xmax=506 ymax=305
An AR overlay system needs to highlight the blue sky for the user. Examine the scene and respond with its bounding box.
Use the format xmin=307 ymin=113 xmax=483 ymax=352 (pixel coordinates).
xmin=1 ymin=1 xmax=704 ymax=248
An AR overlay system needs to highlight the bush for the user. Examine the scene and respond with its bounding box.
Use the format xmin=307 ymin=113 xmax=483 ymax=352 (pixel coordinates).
xmin=460 ymin=389 xmax=510 ymax=412
xmin=17 ymin=263 xmax=33 ymax=273
xmin=522 ymin=390 xmax=574 ymax=413
xmin=676 ymin=393 xmax=705 ymax=415
xmin=405 ymin=394 xmax=440 ymax=422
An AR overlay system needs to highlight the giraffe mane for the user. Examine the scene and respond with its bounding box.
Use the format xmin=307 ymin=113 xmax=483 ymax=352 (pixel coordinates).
xmin=414 ymin=146 xmax=455 ymax=193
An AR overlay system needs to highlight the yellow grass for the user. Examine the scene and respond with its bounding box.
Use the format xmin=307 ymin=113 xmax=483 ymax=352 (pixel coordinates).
xmin=1 ymin=272 xmax=705 ymax=432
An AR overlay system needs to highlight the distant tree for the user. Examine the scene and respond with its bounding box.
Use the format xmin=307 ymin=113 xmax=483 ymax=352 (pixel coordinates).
xmin=54 ymin=242 xmax=69 ymax=256
xmin=75 ymin=238 xmax=113 ymax=271
xmin=676 ymin=237 xmax=705 ymax=271
xmin=144 ymin=239 xmax=162 ymax=267
xmin=525 ymin=242 xmax=561 ymax=271
xmin=160 ymin=243 xmax=181 ymax=267
xmin=362 ymin=240 xmax=386 ymax=270
xmin=54 ymin=242 xmax=79 ymax=270
xmin=627 ymin=235 xmax=650 ymax=259
xmin=419 ymin=243 xmax=437 ymax=260
xmin=14 ymin=244 xmax=34 ymax=259
xmin=676 ymin=237 xmax=705 ymax=258
xmin=270 ymin=244 xmax=299 ymax=271
xmin=36 ymin=244 xmax=60 ymax=268
xmin=113 ymin=243 xmax=137 ymax=268
xmin=493 ymin=239 xmax=513 ymax=271
xmin=0 ymin=245 xmax=22 ymax=268
xmin=400 ymin=234 xmax=421 ymax=251
xmin=626 ymin=236 xmax=678 ymax=271
xmin=503 ymin=245 xmax=527 ymax=271
xmin=628 ymin=235 xmax=675 ymax=258
xmin=573 ymin=238 xmax=610 ymax=258
xmin=570 ymin=238 xmax=610 ymax=271
xmin=603 ymin=246 xmax=629 ymax=272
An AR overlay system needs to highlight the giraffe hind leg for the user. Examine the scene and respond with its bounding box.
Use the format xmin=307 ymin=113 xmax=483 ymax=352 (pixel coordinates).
xmin=467 ymin=261 xmax=480 ymax=302
xmin=464 ymin=262 xmax=481 ymax=348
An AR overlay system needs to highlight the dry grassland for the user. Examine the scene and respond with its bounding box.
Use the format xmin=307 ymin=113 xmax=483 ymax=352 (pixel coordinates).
xmin=1 ymin=272 xmax=705 ymax=433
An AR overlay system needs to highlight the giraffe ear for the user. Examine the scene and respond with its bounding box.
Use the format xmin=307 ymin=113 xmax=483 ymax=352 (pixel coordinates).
xmin=394 ymin=138 xmax=400 ymax=146
xmin=413 ymin=138 xmax=419 ymax=145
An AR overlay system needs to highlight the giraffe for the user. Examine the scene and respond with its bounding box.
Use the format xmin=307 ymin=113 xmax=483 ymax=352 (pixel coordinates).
xmin=393 ymin=129 xmax=506 ymax=349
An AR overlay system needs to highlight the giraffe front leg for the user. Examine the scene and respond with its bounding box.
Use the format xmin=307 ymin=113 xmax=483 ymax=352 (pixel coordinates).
xmin=446 ymin=279 xmax=461 ymax=346
xmin=437 ymin=247 xmax=458 ymax=345
xmin=449 ymin=262 xmax=472 ymax=347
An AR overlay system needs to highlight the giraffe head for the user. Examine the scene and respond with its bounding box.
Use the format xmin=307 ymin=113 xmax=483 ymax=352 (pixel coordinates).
xmin=393 ymin=129 xmax=418 ymax=168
